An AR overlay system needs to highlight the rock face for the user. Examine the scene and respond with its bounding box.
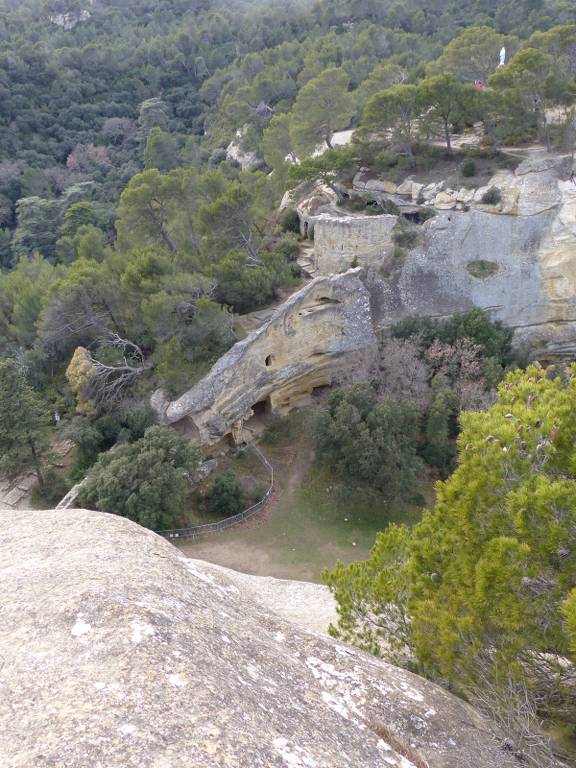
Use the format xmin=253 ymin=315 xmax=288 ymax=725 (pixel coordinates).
xmin=152 ymin=269 xmax=376 ymax=442
xmin=372 ymin=155 xmax=576 ymax=359
xmin=313 ymin=212 xmax=397 ymax=273
xmin=0 ymin=508 xmax=521 ymax=768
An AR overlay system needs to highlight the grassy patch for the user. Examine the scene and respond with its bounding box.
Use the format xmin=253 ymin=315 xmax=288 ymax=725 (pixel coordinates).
xmin=467 ymin=259 xmax=499 ymax=279
xmin=176 ymin=409 xmax=428 ymax=582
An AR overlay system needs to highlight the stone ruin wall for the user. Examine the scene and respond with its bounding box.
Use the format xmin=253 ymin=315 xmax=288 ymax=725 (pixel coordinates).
xmin=312 ymin=212 xmax=397 ymax=274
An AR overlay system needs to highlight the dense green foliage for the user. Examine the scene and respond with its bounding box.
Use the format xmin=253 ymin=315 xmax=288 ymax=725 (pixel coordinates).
xmin=206 ymin=470 xmax=245 ymax=517
xmin=79 ymin=425 xmax=200 ymax=529
xmin=325 ymin=365 xmax=576 ymax=724
xmin=0 ymin=1 xmax=573 ymax=409
xmin=314 ymin=384 xmax=424 ymax=502
xmin=0 ymin=358 xmax=51 ymax=483
xmin=392 ymin=308 xmax=513 ymax=364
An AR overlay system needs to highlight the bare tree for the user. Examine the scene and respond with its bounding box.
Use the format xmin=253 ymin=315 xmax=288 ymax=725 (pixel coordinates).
xmin=86 ymin=333 xmax=153 ymax=409
xmin=372 ymin=337 xmax=432 ymax=412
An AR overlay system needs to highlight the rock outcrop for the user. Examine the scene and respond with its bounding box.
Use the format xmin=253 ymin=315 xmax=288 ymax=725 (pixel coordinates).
xmin=370 ymin=154 xmax=576 ymax=358
xmin=152 ymin=269 xmax=376 ymax=443
xmin=0 ymin=508 xmax=522 ymax=768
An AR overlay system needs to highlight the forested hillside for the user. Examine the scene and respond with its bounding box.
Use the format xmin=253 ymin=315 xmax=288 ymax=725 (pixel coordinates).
xmin=1 ymin=0 xmax=576 ymax=762
xmin=0 ymin=0 xmax=574 ymax=447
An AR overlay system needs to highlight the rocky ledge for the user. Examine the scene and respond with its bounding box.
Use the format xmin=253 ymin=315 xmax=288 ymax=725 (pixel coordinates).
xmin=0 ymin=508 xmax=522 ymax=768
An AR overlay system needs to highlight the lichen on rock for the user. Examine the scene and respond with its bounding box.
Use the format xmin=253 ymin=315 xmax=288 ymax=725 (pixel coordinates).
xmin=0 ymin=508 xmax=523 ymax=768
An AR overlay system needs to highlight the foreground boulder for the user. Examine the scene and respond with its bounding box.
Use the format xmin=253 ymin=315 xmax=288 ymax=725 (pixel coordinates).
xmin=0 ymin=508 xmax=521 ymax=768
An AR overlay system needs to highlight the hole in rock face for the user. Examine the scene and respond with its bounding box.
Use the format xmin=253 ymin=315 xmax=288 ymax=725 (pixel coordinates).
xmin=317 ymin=296 xmax=341 ymax=304
xmin=251 ymin=399 xmax=269 ymax=417
xmin=265 ymin=354 xmax=274 ymax=367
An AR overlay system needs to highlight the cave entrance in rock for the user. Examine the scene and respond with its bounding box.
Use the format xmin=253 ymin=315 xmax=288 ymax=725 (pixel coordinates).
xmin=237 ymin=397 xmax=272 ymax=443
xmin=252 ymin=398 xmax=270 ymax=418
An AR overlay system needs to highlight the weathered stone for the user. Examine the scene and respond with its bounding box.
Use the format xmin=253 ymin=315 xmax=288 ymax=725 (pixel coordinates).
xmin=352 ymin=171 xmax=367 ymax=191
xmin=473 ymin=185 xmax=491 ymax=202
xmin=226 ymin=130 xmax=260 ymax=171
xmin=152 ymin=270 xmax=377 ymax=443
xmin=295 ymin=182 xmax=339 ymax=236
xmin=396 ymin=178 xmax=414 ymax=195
xmin=313 ymin=212 xmax=397 ymax=274
xmin=371 ymin=154 xmax=576 ymax=360
xmin=411 ymin=182 xmax=424 ymax=201
xmin=365 ymin=178 xmax=398 ymax=194
xmin=0 ymin=508 xmax=522 ymax=768
xmin=434 ymin=191 xmax=457 ymax=209
xmin=456 ymin=188 xmax=475 ymax=204
xmin=352 ymin=170 xmax=398 ymax=196
xmin=16 ymin=474 xmax=38 ymax=492
xmin=189 ymin=458 xmax=218 ymax=484
xmin=2 ymin=486 xmax=26 ymax=506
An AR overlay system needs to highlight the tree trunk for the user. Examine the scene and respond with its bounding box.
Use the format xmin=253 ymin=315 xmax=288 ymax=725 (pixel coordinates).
xmin=325 ymin=132 xmax=333 ymax=149
xmin=161 ymin=223 xmax=177 ymax=254
xmin=443 ymin=116 xmax=452 ymax=156
xmin=28 ymin=436 xmax=44 ymax=486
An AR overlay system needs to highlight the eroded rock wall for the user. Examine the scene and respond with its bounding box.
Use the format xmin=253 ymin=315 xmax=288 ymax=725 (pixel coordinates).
xmin=0 ymin=507 xmax=522 ymax=768
xmin=152 ymin=269 xmax=376 ymax=442
xmin=369 ymin=155 xmax=576 ymax=358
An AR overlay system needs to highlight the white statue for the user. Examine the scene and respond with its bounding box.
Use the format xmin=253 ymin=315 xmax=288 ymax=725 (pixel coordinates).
xmin=499 ymin=47 xmax=506 ymax=68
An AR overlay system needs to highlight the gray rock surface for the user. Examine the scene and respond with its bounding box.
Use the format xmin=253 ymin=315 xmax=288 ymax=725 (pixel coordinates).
xmin=0 ymin=508 xmax=521 ymax=768
xmin=370 ymin=155 xmax=576 ymax=359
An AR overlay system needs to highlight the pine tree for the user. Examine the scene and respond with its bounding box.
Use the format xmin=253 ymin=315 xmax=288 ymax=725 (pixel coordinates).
xmin=325 ymin=364 xmax=576 ymax=721
xmin=0 ymin=359 xmax=51 ymax=484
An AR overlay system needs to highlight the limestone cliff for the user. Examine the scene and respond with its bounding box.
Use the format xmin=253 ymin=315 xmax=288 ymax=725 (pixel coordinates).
xmin=0 ymin=508 xmax=522 ymax=768
xmin=152 ymin=269 xmax=376 ymax=442
xmin=369 ymin=154 xmax=576 ymax=358
xmin=300 ymin=153 xmax=576 ymax=359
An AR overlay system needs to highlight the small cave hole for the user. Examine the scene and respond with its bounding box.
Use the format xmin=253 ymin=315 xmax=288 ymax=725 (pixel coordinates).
xmin=265 ymin=354 xmax=274 ymax=367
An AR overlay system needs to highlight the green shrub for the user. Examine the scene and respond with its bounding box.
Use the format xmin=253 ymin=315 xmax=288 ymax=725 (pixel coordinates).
xmin=393 ymin=228 xmax=417 ymax=248
xmin=79 ymin=426 xmax=200 ymax=530
xmin=481 ymin=187 xmax=502 ymax=205
xmin=466 ymin=259 xmax=499 ymax=279
xmin=415 ymin=207 xmax=436 ymax=223
xmin=374 ymin=150 xmax=398 ymax=171
xmin=280 ymin=209 xmax=301 ymax=234
xmin=274 ymin=235 xmax=300 ymax=261
xmin=349 ymin=197 xmax=368 ymax=212
xmin=313 ymin=384 xmax=424 ymax=501
xmin=380 ymin=199 xmax=400 ymax=215
xmin=461 ymin=160 xmax=477 ymax=177
xmin=262 ymin=414 xmax=292 ymax=445
xmin=392 ymin=308 xmax=513 ymax=365
xmin=206 ymin=470 xmax=244 ymax=518
xmin=31 ymin=470 xmax=69 ymax=508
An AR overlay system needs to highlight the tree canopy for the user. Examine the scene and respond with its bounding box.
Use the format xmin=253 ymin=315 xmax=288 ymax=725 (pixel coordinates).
xmin=325 ymin=364 xmax=576 ymax=726
xmin=79 ymin=426 xmax=200 ymax=530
